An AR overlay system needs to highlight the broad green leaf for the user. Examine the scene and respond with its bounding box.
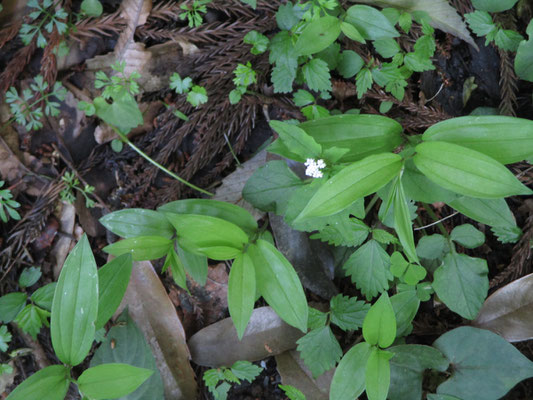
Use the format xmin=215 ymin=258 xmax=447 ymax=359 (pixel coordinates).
xmin=296 ymin=153 xmax=402 ymax=220
xmin=330 ymin=294 xmax=370 ymax=331
xmin=276 ymin=3 xmax=300 ymax=30
xmin=374 ymin=38 xmax=401 ymax=58
xmin=228 ymin=253 xmax=256 ymax=339
xmin=81 ymin=0 xmax=103 ymax=17
xmin=5 ymin=365 xmax=70 ymax=400
xmin=337 ymin=50 xmax=364 ymax=78
xmin=242 ymin=161 xmax=303 ymax=214
xmin=471 ymin=0 xmax=518 ymax=12
xmin=343 ymin=240 xmax=393 ymax=300
xmin=365 ymin=348 xmax=394 ymax=400
xmin=433 ymin=326 xmax=533 ymax=400
xmin=388 ymin=345 xmax=449 ymax=400
xmin=330 ymin=342 xmax=372 ymax=400
xmin=91 ymin=309 xmax=164 ymax=400
xmin=447 ymin=196 xmax=516 ymax=228
xmin=294 ymin=16 xmax=341 ymax=56
xmin=93 ymin=94 xmax=143 ymax=132
xmin=18 ymin=266 xmax=41 ymax=288
xmin=402 ymin=159 xmax=459 ymax=203
xmin=95 ymin=253 xmax=133 ymax=330
xmin=340 ymin=21 xmax=365 ymax=43
xmin=103 ymin=236 xmax=173 ymax=261
xmin=165 ymin=214 xmax=248 ymax=260
xmin=363 ymin=292 xmax=396 ymax=348
xmin=78 ymin=363 xmax=153 ymax=399
xmin=162 ymin=248 xmax=187 ymax=290
xmin=450 ymin=224 xmax=485 ymax=249
xmin=414 ymin=141 xmax=532 ymax=198
xmin=393 ymin=179 xmax=419 ymax=264
xmin=176 ymin=242 xmax=208 ymax=285
xmin=298 ymin=114 xmax=403 ymax=162
xmin=51 ymin=234 xmax=98 ymax=366
xmin=346 ymin=5 xmax=399 ymax=40
xmin=158 ymin=199 xmax=258 ymax=235
xmin=30 ymin=283 xmax=56 ymax=311
xmin=390 ymin=290 xmax=420 ymax=337
xmin=14 ymin=304 xmax=49 ymax=339
xmin=422 ymin=116 xmax=533 ymax=164
xmin=99 ymin=209 xmax=175 ymax=239
xmin=247 ymin=240 xmax=308 ymax=332
xmin=416 ymin=234 xmax=449 ymax=261
xmin=0 ymin=292 xmax=27 ymax=323
xmin=432 ymin=253 xmax=488 ymax=320
xmin=515 ymin=37 xmax=533 ymax=82
xmin=296 ymin=325 xmax=342 ymax=378
xmin=269 ymin=120 xmax=321 ymax=159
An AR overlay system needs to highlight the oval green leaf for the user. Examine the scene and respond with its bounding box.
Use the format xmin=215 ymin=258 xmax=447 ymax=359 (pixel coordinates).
xmin=294 ymin=16 xmax=341 ymax=55
xmin=5 ymin=365 xmax=70 ymax=400
xmin=362 ymin=292 xmax=396 ymax=348
xmin=471 ymin=0 xmax=518 ymax=12
xmin=51 ymin=234 xmax=98 ymax=366
xmin=447 ymin=196 xmax=516 ymax=228
xmin=228 ymin=253 xmax=256 ymax=340
xmin=296 ymin=153 xmax=403 ymax=220
xmin=247 ymin=240 xmax=308 ymax=332
xmin=99 ymin=209 xmax=175 ymax=239
xmin=365 ymin=348 xmax=394 ymax=400
xmin=414 ymin=141 xmax=532 ymax=198
xmin=340 ymin=21 xmax=365 ymax=43
xmin=0 ymin=292 xmax=27 ymax=323
xmin=346 ymin=5 xmax=400 ymax=40
xmin=78 ymin=363 xmax=153 ymax=399
xmin=330 ymin=342 xmax=372 ymax=400
xmin=103 ymin=236 xmax=173 ymax=261
xmin=422 ymin=116 xmax=533 ymax=164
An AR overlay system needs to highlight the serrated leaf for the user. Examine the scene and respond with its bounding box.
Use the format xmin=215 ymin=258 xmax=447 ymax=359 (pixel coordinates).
xmin=310 ymin=216 xmax=370 ymax=247
xmin=296 ymin=326 xmax=342 ymax=378
xmin=465 ymin=11 xmax=495 ymax=36
xmin=272 ymin=62 xmax=297 ymax=93
xmin=14 ymin=304 xmax=48 ymax=339
xmin=356 ymin=68 xmax=373 ymax=98
xmin=301 ymin=58 xmax=332 ymax=92
xmin=330 ymin=294 xmax=370 ymax=331
xmin=230 ymin=360 xmax=262 ymax=382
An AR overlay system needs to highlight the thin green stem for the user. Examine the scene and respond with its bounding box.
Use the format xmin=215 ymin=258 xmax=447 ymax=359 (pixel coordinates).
xmin=114 ymin=129 xmax=213 ymax=197
xmin=421 ymin=203 xmax=450 ymax=239
xmin=365 ymin=193 xmax=380 ymax=215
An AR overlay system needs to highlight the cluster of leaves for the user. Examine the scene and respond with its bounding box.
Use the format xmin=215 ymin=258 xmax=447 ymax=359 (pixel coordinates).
xmin=180 ymin=0 xmax=211 ymax=28
xmin=0 ymin=182 xmax=21 ymax=223
xmin=203 ymin=360 xmax=262 ymax=400
xmin=169 ymin=72 xmax=208 ymax=119
xmin=60 ymin=171 xmax=96 ymax=208
xmin=19 ymin=0 xmax=68 ymax=48
xmin=229 ymin=61 xmax=257 ymax=104
xmin=6 ymin=75 xmax=66 ymax=131
xmin=465 ymin=9 xmax=523 ymax=51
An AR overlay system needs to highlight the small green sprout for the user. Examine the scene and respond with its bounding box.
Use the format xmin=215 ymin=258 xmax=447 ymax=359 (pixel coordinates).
xmin=60 ymin=172 xmax=96 ymax=208
xmin=0 ymin=182 xmax=21 ymax=223
xmin=180 ymin=0 xmax=211 ymax=28
xmin=19 ymin=0 xmax=68 ymax=48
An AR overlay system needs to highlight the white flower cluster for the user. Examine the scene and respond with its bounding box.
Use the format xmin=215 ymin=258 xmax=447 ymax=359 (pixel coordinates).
xmin=304 ymin=158 xmax=326 ymax=178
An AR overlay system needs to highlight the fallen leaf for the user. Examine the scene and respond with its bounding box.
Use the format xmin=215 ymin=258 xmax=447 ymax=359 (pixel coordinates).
xmin=473 ymin=272 xmax=533 ymax=342
xmin=116 ymin=260 xmax=197 ymax=399
xmin=51 ymin=202 xmax=76 ymax=279
xmin=188 ymin=306 xmax=304 ymax=367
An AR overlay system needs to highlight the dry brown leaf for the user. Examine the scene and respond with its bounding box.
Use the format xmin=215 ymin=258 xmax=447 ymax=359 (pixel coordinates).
xmin=116 ymin=260 xmax=197 ymax=399
xmin=51 ymin=202 xmax=76 ymax=279
xmin=473 ymin=272 xmax=533 ymax=342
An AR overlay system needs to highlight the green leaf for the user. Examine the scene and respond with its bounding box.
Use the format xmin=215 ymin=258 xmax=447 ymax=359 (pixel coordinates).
xmin=392 ymin=179 xmax=419 ymax=264
xmin=276 ymin=2 xmax=300 ymax=30
xmin=243 ymin=30 xmax=268 ymax=55
xmin=296 ymin=153 xmax=402 ymax=220
xmin=30 ymin=283 xmax=56 ymax=311
xmin=96 ymin=254 xmax=133 ymax=330
xmin=293 ymin=89 xmax=315 ymax=107
xmin=187 ymin=85 xmax=208 ymax=107
xmin=432 ymin=253 xmax=488 ymax=319
xmin=176 ymin=242 xmax=208 ymax=285
xmin=51 ymin=235 xmax=98 ymax=366
xmin=298 ymin=114 xmax=403 ymax=163
xmin=402 ymin=159 xmax=459 ymax=203
xmin=103 ymin=236 xmax=173 ymax=261
xmin=374 ymin=38 xmax=401 ymax=58
xmin=346 ymin=5 xmax=400 ymax=40
xmin=450 ymin=224 xmax=485 ymax=249
xmin=294 ymin=16 xmax=341 ymax=56
xmin=390 ymin=290 xmax=420 ymax=337
xmin=272 ymin=61 xmax=297 ymax=94
xmin=356 ymin=68 xmax=373 ymax=98
xmin=81 ymin=0 xmax=103 ymax=17
xmin=310 ymin=216 xmax=369 ymax=247
xmin=228 ymin=253 xmax=256 ymax=339
xmin=301 ymin=58 xmax=332 ymax=92
xmin=5 ymin=365 xmax=70 ymax=400
xmin=0 ymin=292 xmax=27 ymax=323
xmin=269 ymin=120 xmax=322 ymax=159
xmin=93 ymin=94 xmax=143 ymax=132
xmin=363 ymin=292 xmax=396 ymax=348
xmin=242 ymin=160 xmax=303 ymax=214
xmin=0 ymin=325 xmax=11 ymax=352
xmin=399 ymin=12 xmax=412 ymax=33
xmin=169 ymin=73 xmax=192 ymax=94
xmin=494 ymin=29 xmax=523 ymax=51
xmin=330 ymin=294 xmax=370 ymax=331
xmin=515 ymin=37 xmax=533 ymax=82
xmin=158 ymin=199 xmax=257 ymax=235
xmin=337 ymin=50 xmax=364 ymax=78
xmin=296 ymin=325 xmax=342 ymax=378
xmin=343 ymin=240 xmax=393 ymax=300
xmin=447 ymin=196 xmax=516 ymax=228
xmin=18 ymin=267 xmax=41 ymax=288
xmin=433 ymin=326 xmax=533 ymax=400
xmin=99 ymin=209 xmax=175 ymax=239
xmin=372 ymin=229 xmax=398 ymax=245
xmin=230 ymin=360 xmax=263 ymax=382
xmin=427 ymin=395 xmax=462 ymax=400
xmin=388 ymin=345 xmax=449 ymax=400
xmin=464 ymin=11 xmax=495 ymax=36
xmin=240 ymin=0 xmax=256 ymax=9
xmin=308 ymin=307 xmax=328 ymax=330
xmin=78 ymin=363 xmax=153 ymax=399
xmin=404 ymin=52 xmax=435 ymax=72
xmin=91 ymin=309 xmax=164 ymax=400
xmin=165 ymin=214 xmax=249 ymax=260
xmin=365 ymin=348 xmax=394 ymax=400
xmin=471 ymin=0 xmax=518 ymax=12
xmin=340 ymin=21 xmax=365 ymax=43
xmin=330 ymin=342 xmax=372 ymax=400
xmin=414 ymin=141 xmax=532 ymax=198
xmin=15 ymin=304 xmax=49 ymax=339
xmin=491 ymin=225 xmax=522 ymax=243
xmin=248 ymin=240 xmax=308 ymax=332
xmin=422 ymin=116 xmax=533 ymax=165
xmin=279 ymin=385 xmax=306 ymax=400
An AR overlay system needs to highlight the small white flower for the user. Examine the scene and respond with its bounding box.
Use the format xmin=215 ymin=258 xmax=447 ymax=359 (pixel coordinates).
xmin=304 ymin=158 xmax=327 ymax=178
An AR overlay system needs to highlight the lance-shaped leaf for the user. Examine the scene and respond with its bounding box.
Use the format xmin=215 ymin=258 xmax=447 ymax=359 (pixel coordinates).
xmin=296 ymin=153 xmax=402 ymax=220
xmin=5 ymin=365 xmax=70 ymax=400
xmin=269 ymin=120 xmax=321 ymax=160
xmin=447 ymin=196 xmax=516 ymax=228
xmin=330 ymin=342 xmax=372 ymax=400
xmin=365 ymin=348 xmax=394 ymax=400
xmin=414 ymin=141 xmax=532 ymax=198
xmin=228 ymin=253 xmax=256 ymax=340
xmin=248 ymin=240 xmax=308 ymax=332
xmin=393 ymin=178 xmax=419 ymax=264
xmin=422 ymin=116 xmax=533 ymax=165
xmin=103 ymin=236 xmax=173 ymax=261
xmin=363 ymin=292 xmax=396 ymax=348
xmin=294 ymin=15 xmax=341 ymax=55
xmin=51 ymin=234 xmax=98 ymax=366
xmin=99 ymin=209 xmax=175 ymax=239
xmin=165 ymin=214 xmax=249 ymax=260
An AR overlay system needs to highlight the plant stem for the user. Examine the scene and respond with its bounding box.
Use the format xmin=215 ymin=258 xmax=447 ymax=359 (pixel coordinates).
xmin=365 ymin=193 xmax=380 ymax=215
xmin=421 ymin=203 xmax=450 ymax=239
xmin=114 ymin=129 xmax=213 ymax=197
